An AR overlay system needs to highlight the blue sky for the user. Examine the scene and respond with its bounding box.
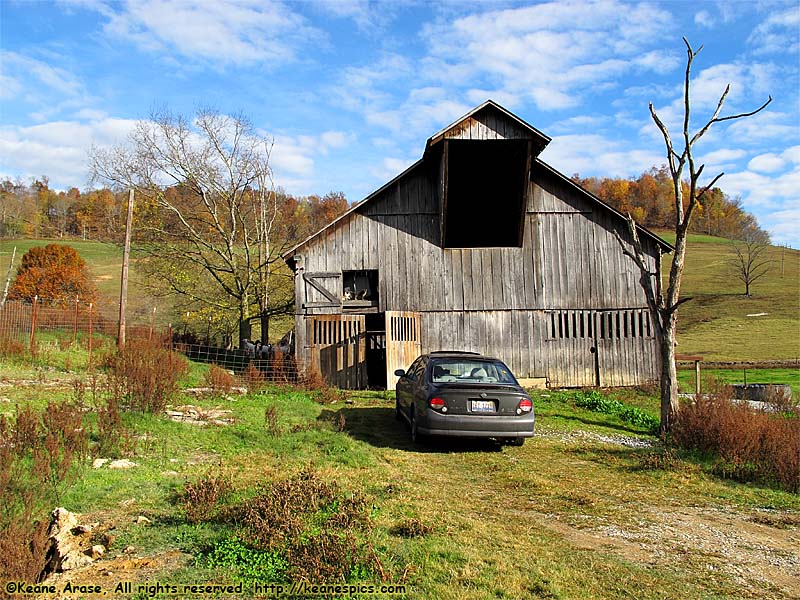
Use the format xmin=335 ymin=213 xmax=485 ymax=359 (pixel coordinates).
xmin=1 ymin=0 xmax=798 ymax=246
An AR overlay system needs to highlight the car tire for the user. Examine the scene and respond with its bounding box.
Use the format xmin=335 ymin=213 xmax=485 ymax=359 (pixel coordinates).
xmin=508 ymin=437 xmax=525 ymax=447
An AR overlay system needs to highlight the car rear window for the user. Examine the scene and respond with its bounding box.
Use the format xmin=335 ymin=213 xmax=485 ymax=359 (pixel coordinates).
xmin=429 ymin=360 xmax=517 ymax=384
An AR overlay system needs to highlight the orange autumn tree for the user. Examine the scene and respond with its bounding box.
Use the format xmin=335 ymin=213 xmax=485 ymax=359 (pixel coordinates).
xmin=8 ymin=244 xmax=97 ymax=305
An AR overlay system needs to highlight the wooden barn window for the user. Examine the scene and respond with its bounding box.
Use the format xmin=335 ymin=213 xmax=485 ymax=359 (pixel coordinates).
xmin=443 ymin=140 xmax=528 ymax=248
xmin=548 ymin=310 xmax=653 ymax=340
xmin=342 ymin=270 xmax=379 ymax=307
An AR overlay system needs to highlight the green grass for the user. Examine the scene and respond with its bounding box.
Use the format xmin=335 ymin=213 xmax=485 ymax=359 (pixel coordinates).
xmin=677 ymin=366 xmax=800 ymax=397
xmin=653 ymin=231 xmax=800 ymax=361
xmin=2 ymin=353 xmax=798 ymax=599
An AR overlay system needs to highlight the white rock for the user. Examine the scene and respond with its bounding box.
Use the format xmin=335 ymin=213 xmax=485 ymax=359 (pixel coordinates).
xmin=92 ymin=458 xmax=109 ymax=469
xmin=108 ymin=459 xmax=137 ymax=469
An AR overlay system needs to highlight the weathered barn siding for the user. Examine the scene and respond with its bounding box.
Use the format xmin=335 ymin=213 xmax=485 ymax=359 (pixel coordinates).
xmin=288 ymin=101 xmax=668 ymax=389
xmin=293 ymin=162 xmax=661 ymax=387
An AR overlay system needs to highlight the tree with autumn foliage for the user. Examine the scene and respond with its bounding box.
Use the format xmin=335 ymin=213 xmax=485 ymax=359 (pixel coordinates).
xmin=8 ymin=244 xmax=97 ymax=305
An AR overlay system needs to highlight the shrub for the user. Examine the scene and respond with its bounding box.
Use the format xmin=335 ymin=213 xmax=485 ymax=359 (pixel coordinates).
xmin=181 ymin=473 xmax=233 ymax=525
xmin=673 ymin=390 xmax=800 ymax=492
xmin=8 ymin=244 xmax=97 ymax=305
xmin=240 ymin=363 xmax=267 ymax=392
xmin=263 ymin=405 xmax=281 ymax=436
xmin=0 ymin=402 xmax=88 ymax=581
xmin=573 ymin=390 xmax=660 ymax=433
xmin=304 ymin=369 xmax=346 ymax=404
xmin=105 ymin=340 xmax=187 ymax=413
xmin=204 ymin=364 xmax=236 ymax=394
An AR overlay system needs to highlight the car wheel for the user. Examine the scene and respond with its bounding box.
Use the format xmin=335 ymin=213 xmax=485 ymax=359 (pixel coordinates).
xmin=508 ymin=437 xmax=525 ymax=447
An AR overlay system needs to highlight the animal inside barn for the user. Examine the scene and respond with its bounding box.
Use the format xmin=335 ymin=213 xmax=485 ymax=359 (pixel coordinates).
xmin=284 ymin=100 xmax=673 ymax=390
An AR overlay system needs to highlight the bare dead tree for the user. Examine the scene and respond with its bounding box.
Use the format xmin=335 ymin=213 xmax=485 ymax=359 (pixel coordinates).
xmin=730 ymin=238 xmax=771 ymax=297
xmin=90 ymin=109 xmax=288 ymax=344
xmin=617 ymin=38 xmax=771 ymax=435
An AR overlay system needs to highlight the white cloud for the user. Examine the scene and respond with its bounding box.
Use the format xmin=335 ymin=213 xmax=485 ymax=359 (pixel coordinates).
xmin=748 ymin=6 xmax=800 ymax=55
xmin=748 ymin=152 xmax=786 ymax=173
xmin=0 ymin=118 xmax=137 ymax=189
xmin=270 ymin=130 xmax=355 ymax=185
xmin=541 ymin=133 xmax=663 ymax=179
xmin=369 ymin=156 xmax=416 ymax=182
xmin=421 ymin=0 xmax=676 ymax=111
xmin=82 ymin=0 xmax=322 ymax=66
xmin=694 ymin=10 xmax=714 ymax=28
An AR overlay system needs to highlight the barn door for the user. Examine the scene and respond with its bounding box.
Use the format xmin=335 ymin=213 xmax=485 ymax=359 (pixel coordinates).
xmin=385 ymin=311 xmax=422 ymax=391
xmin=307 ymin=315 xmax=367 ymax=389
xmin=302 ymin=272 xmax=342 ymax=310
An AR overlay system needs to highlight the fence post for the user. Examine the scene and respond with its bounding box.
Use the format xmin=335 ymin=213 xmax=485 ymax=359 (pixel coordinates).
xmin=73 ymin=295 xmax=79 ymax=345
xmin=88 ymin=302 xmax=93 ymax=370
xmin=168 ymin=323 xmax=173 ymax=350
xmin=149 ymin=307 xmax=155 ymax=341
xmin=29 ymin=295 xmax=38 ymax=356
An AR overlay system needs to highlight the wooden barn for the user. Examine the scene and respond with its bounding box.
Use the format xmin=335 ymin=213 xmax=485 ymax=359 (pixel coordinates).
xmin=284 ymin=100 xmax=673 ymax=390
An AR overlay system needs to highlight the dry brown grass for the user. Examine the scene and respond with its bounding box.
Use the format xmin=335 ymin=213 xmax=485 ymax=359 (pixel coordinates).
xmin=673 ymin=383 xmax=800 ymax=491
xmin=105 ymin=339 xmax=187 ymax=413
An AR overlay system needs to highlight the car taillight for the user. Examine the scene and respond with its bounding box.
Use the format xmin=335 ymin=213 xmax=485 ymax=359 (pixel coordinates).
xmin=430 ymin=397 xmax=446 ymax=412
xmin=518 ymin=398 xmax=533 ymax=413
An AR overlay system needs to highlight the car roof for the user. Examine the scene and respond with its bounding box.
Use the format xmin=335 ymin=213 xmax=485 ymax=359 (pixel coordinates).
xmin=424 ymin=352 xmax=502 ymax=362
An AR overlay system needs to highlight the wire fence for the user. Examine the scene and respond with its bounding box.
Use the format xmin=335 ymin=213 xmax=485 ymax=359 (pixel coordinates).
xmin=0 ymin=296 xmax=304 ymax=384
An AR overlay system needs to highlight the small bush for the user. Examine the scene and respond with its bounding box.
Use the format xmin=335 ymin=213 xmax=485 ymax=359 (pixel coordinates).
xmin=0 ymin=336 xmax=26 ymax=359
xmin=304 ymin=370 xmax=346 ymax=404
xmin=240 ymin=363 xmax=267 ymax=392
xmin=201 ymin=537 xmax=288 ymax=582
xmin=0 ymin=402 xmax=88 ymax=581
xmin=573 ymin=390 xmax=660 ymax=433
xmin=205 ymin=364 xmax=236 ymax=394
xmin=105 ymin=340 xmax=187 ymax=413
xmin=95 ymin=396 xmax=134 ymax=458
xmin=673 ymin=390 xmax=800 ymax=492
xmin=234 ymin=471 xmax=337 ymax=551
xmin=263 ymin=405 xmax=281 ymax=436
xmin=181 ymin=473 xmax=233 ymax=525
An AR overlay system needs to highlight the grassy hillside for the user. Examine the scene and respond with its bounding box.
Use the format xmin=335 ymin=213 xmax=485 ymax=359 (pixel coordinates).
xmin=655 ymin=232 xmax=800 ymax=362
xmin=0 ymin=238 xmax=163 ymax=321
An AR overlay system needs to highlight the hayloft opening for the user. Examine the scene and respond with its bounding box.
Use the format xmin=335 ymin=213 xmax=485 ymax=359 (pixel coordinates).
xmin=443 ymin=140 xmax=528 ymax=248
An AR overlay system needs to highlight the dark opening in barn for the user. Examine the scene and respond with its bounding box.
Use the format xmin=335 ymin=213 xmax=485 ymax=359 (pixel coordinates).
xmin=443 ymin=140 xmax=528 ymax=248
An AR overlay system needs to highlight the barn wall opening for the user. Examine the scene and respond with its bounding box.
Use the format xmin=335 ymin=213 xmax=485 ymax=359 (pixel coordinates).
xmin=443 ymin=140 xmax=528 ymax=248
xmin=342 ymin=269 xmax=379 ymax=309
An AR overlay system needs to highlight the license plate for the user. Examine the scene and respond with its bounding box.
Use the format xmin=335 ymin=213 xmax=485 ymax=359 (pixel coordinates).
xmin=471 ymin=400 xmax=495 ymax=413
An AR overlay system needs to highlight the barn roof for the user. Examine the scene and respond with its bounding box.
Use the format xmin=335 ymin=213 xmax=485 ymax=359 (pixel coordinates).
xmin=424 ymin=99 xmax=551 ymax=155
xmin=283 ymin=101 xmax=673 ymax=262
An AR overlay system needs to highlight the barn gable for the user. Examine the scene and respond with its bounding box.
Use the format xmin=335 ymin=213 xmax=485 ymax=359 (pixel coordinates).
xmin=285 ymin=101 xmax=671 ymax=390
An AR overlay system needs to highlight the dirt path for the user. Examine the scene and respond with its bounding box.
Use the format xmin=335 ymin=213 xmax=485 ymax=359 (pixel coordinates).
xmin=540 ymin=506 xmax=800 ymax=598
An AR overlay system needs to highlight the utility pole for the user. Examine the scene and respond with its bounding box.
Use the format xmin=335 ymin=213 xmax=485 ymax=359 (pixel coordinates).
xmin=118 ymin=188 xmax=134 ymax=349
xmin=1 ymin=246 xmax=16 ymax=308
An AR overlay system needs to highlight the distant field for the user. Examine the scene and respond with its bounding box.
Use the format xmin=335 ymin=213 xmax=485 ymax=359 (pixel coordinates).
xmin=677 ymin=367 xmax=800 ymax=397
xmin=0 ymin=238 xmax=162 ymax=321
xmin=655 ymin=231 xmax=800 ymax=362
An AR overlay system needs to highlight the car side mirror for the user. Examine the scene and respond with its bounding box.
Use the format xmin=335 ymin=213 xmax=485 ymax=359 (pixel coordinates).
xmin=394 ymin=369 xmax=406 ymax=377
